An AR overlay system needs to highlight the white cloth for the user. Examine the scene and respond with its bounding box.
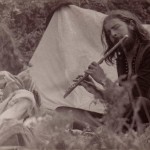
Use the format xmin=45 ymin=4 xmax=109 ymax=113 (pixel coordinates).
xmin=30 ymin=5 xmax=150 ymax=113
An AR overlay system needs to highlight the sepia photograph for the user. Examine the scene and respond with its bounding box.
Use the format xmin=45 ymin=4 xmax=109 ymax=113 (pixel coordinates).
xmin=0 ymin=0 xmax=150 ymax=149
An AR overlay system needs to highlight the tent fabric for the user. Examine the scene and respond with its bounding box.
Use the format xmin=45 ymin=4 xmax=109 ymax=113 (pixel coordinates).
xmin=29 ymin=5 xmax=150 ymax=113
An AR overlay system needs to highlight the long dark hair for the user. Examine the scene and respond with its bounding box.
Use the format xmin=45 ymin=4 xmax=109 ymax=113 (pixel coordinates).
xmin=101 ymin=10 xmax=150 ymax=65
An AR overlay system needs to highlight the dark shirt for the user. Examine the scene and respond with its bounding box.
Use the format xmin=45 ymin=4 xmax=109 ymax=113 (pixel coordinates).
xmin=116 ymin=42 xmax=150 ymax=99
xmin=116 ymin=42 xmax=150 ymax=124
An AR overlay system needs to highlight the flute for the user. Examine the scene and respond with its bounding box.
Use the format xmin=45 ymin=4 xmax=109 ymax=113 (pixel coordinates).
xmin=64 ymin=35 xmax=128 ymax=98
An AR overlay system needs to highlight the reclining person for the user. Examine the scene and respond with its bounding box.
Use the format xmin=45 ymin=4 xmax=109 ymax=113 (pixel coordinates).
xmin=0 ymin=25 xmax=41 ymax=146
xmin=0 ymin=70 xmax=40 ymax=123
xmin=0 ymin=25 xmax=40 ymax=123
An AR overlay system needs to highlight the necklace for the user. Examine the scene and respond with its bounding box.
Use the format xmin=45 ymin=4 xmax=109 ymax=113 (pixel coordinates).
xmin=123 ymin=41 xmax=139 ymax=79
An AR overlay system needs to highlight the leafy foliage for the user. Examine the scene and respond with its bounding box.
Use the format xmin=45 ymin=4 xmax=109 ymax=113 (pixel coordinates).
xmin=1 ymin=77 xmax=150 ymax=149
xmin=0 ymin=0 xmax=149 ymax=63
xmin=2 ymin=111 xmax=150 ymax=150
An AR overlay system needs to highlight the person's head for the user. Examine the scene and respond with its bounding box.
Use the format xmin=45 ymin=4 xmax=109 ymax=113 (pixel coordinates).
xmin=102 ymin=9 xmax=150 ymax=64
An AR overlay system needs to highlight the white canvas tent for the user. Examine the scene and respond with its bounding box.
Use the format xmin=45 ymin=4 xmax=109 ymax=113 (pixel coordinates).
xmin=29 ymin=5 xmax=150 ymax=113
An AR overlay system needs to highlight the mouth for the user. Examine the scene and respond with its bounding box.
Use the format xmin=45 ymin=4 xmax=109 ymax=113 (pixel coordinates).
xmin=114 ymin=35 xmax=128 ymax=43
xmin=113 ymin=38 xmax=120 ymax=44
xmin=111 ymin=36 xmax=128 ymax=47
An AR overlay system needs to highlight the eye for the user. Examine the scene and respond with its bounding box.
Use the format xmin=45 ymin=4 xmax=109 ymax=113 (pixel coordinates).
xmin=113 ymin=25 xmax=120 ymax=30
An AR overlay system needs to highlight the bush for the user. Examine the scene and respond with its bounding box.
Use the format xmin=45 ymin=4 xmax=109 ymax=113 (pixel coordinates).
xmin=0 ymin=0 xmax=149 ymax=64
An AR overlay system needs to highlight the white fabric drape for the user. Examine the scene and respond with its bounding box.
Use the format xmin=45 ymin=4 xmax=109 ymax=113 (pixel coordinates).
xmin=29 ymin=5 xmax=131 ymax=112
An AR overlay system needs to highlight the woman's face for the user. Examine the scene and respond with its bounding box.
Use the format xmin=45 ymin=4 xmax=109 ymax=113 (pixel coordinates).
xmin=104 ymin=18 xmax=134 ymax=45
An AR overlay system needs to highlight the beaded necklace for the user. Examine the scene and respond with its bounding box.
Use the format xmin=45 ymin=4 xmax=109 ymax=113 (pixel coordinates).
xmin=117 ymin=39 xmax=140 ymax=79
xmin=124 ymin=42 xmax=139 ymax=79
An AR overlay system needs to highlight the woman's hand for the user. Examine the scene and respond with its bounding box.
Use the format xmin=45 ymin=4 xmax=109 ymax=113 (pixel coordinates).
xmin=85 ymin=62 xmax=106 ymax=84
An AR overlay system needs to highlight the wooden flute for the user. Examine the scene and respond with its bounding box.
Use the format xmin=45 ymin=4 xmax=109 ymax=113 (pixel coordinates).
xmin=64 ymin=35 xmax=128 ymax=98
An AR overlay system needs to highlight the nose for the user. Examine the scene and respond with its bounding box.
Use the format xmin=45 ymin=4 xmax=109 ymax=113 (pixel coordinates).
xmin=111 ymin=30 xmax=117 ymax=38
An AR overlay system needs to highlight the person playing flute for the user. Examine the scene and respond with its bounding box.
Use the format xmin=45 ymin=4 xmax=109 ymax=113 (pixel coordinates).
xmin=75 ymin=9 xmax=150 ymax=129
